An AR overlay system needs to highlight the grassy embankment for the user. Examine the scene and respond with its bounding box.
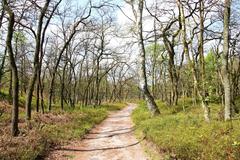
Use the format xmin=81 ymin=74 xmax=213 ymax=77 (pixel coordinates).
xmin=0 ymin=91 xmax=126 ymax=160
xmin=132 ymin=98 xmax=240 ymax=160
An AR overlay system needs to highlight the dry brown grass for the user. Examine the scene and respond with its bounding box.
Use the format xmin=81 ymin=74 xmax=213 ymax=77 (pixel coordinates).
xmin=0 ymin=104 xmax=75 ymax=160
xmin=0 ymin=124 xmax=46 ymax=160
xmin=33 ymin=112 xmax=72 ymax=125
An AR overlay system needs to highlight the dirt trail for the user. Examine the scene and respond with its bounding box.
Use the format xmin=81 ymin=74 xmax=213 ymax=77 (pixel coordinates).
xmin=46 ymin=104 xmax=149 ymax=160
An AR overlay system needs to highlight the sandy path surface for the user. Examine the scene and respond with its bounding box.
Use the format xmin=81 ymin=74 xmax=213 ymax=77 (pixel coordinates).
xmin=45 ymin=104 xmax=149 ymax=160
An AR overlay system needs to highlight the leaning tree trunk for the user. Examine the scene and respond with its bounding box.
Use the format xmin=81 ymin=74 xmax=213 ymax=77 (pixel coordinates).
xmin=222 ymin=0 xmax=232 ymax=121
xmin=3 ymin=0 xmax=19 ymax=136
xmin=136 ymin=0 xmax=160 ymax=116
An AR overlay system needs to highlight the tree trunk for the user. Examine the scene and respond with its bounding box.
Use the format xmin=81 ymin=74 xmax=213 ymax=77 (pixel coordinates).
xmin=177 ymin=0 xmax=210 ymax=122
xmin=222 ymin=0 xmax=232 ymax=121
xmin=198 ymin=0 xmax=210 ymax=122
xmin=9 ymin=69 xmax=12 ymax=98
xmin=137 ymin=0 xmax=160 ymax=116
xmin=95 ymin=59 xmax=100 ymax=106
xmin=25 ymin=0 xmax=50 ymax=120
xmin=40 ymin=69 xmax=46 ymax=114
xmin=163 ymin=37 xmax=178 ymax=106
xmin=0 ymin=49 xmax=7 ymax=88
xmin=3 ymin=0 xmax=19 ymax=136
xmin=48 ymin=74 xmax=55 ymax=111
xmin=36 ymin=71 xmax=40 ymax=112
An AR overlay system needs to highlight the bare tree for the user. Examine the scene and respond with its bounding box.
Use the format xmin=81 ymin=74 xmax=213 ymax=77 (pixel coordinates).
xmin=25 ymin=0 xmax=51 ymax=120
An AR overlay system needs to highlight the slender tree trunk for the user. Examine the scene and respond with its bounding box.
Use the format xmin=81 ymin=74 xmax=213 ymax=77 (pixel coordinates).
xmin=198 ymin=0 xmax=210 ymax=122
xmin=137 ymin=0 xmax=160 ymax=115
xmin=0 ymin=49 xmax=7 ymax=88
xmin=151 ymin=16 xmax=158 ymax=98
xmin=36 ymin=71 xmax=40 ymax=112
xmin=48 ymin=73 xmax=55 ymax=111
xmin=9 ymin=69 xmax=12 ymax=98
xmin=40 ymin=69 xmax=45 ymax=114
xmin=95 ymin=59 xmax=100 ymax=106
xmin=25 ymin=0 xmax=50 ymax=120
xmin=48 ymin=30 xmax=80 ymax=110
xmin=163 ymin=37 xmax=178 ymax=106
xmin=222 ymin=0 xmax=232 ymax=121
xmin=60 ymin=62 xmax=67 ymax=110
xmin=3 ymin=0 xmax=19 ymax=136
xmin=177 ymin=0 xmax=210 ymax=121
xmin=36 ymin=38 xmax=47 ymax=113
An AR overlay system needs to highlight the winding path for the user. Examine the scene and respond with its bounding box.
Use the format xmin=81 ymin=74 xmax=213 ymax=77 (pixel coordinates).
xmin=46 ymin=104 xmax=149 ymax=160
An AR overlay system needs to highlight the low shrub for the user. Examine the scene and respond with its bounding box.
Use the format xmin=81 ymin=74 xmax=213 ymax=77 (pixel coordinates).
xmin=132 ymin=100 xmax=240 ymax=160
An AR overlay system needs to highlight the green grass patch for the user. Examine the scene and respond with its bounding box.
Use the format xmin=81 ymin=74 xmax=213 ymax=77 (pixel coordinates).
xmin=132 ymin=100 xmax=240 ymax=160
xmin=100 ymin=102 xmax=127 ymax=111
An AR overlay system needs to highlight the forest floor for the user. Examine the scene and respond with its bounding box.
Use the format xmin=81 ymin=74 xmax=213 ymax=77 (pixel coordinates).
xmin=132 ymin=99 xmax=240 ymax=160
xmin=46 ymin=104 xmax=149 ymax=160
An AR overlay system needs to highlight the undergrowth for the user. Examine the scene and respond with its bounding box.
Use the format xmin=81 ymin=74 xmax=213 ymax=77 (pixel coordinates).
xmin=132 ymin=99 xmax=240 ymax=160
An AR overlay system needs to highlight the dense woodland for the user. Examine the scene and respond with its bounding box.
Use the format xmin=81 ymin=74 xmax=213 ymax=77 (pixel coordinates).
xmin=0 ymin=0 xmax=240 ymax=159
